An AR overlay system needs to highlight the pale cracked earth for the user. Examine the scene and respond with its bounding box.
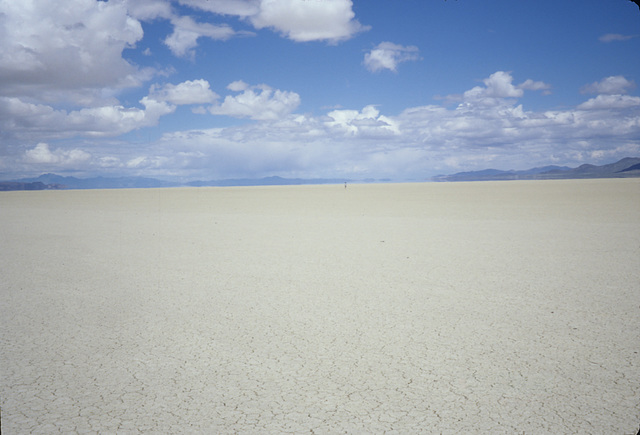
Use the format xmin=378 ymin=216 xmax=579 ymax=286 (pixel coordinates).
xmin=1 ymin=179 xmax=639 ymax=434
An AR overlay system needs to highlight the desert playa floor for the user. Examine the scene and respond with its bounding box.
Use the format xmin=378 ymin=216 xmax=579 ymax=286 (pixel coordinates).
xmin=1 ymin=179 xmax=639 ymax=433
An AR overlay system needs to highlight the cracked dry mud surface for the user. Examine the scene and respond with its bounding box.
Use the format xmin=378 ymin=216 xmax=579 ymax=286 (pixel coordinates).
xmin=1 ymin=180 xmax=639 ymax=433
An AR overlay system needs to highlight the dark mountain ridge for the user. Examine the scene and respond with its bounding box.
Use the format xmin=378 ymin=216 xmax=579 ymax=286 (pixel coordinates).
xmin=1 ymin=173 xmax=349 ymax=191
xmin=2 ymin=157 xmax=639 ymax=190
xmin=432 ymin=157 xmax=640 ymax=182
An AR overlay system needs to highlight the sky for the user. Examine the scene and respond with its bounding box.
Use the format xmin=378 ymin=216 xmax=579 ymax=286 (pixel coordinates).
xmin=1 ymin=0 xmax=639 ymax=182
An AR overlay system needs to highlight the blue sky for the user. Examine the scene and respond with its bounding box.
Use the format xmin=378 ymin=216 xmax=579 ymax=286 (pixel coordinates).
xmin=1 ymin=0 xmax=639 ymax=181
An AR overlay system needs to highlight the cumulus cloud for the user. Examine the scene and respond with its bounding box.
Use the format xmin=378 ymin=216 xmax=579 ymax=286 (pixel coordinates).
xmin=124 ymin=0 xmax=173 ymax=21
xmin=63 ymin=97 xmax=175 ymax=136
xmin=144 ymin=0 xmax=366 ymax=59
xmin=23 ymin=143 xmax=91 ymax=165
xmin=176 ymin=72 xmax=636 ymax=179
xmin=170 ymin=0 xmax=368 ymax=44
xmin=4 ymin=69 xmax=640 ymax=181
xmin=250 ymin=0 xmax=368 ymax=43
xmin=580 ymin=76 xmax=636 ymax=95
xmin=227 ymin=80 xmax=250 ymax=92
xmin=327 ymin=105 xmax=399 ymax=136
xmin=157 ymin=87 xmax=637 ymax=178
xmin=0 ymin=0 xmax=146 ymax=104
xmin=364 ymin=42 xmax=420 ymax=72
xmin=52 ymin=81 xmax=640 ymax=180
xmin=208 ymin=83 xmax=300 ymax=120
xmin=599 ymin=33 xmax=636 ymax=43
xmin=577 ymin=94 xmax=640 ymax=110
xmin=459 ymin=71 xmax=524 ymax=107
xmin=450 ymin=71 xmax=553 ymax=108
xmin=164 ymin=15 xmax=250 ymax=58
xmin=177 ymin=0 xmax=260 ymax=17
xmin=150 ymin=80 xmax=219 ymax=105
xmin=518 ymin=79 xmax=552 ymax=94
xmin=126 ymin=155 xmax=168 ymax=169
xmin=122 ymin=1 xmax=256 ymax=59
xmin=0 ymin=96 xmax=175 ymax=140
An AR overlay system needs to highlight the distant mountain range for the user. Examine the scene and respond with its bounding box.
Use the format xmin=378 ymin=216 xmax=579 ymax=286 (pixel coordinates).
xmin=0 ymin=174 xmax=179 ymax=191
xmin=1 ymin=157 xmax=639 ymax=191
xmin=0 ymin=174 xmax=349 ymax=191
xmin=432 ymin=157 xmax=640 ymax=182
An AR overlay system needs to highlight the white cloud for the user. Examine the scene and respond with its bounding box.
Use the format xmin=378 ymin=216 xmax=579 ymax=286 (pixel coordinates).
xmin=451 ymin=71 xmax=529 ymax=110
xmin=227 ymin=80 xmax=250 ymax=92
xmin=577 ymin=94 xmax=640 ymax=110
xmin=518 ymin=79 xmax=552 ymax=94
xmin=177 ymin=0 xmax=260 ymax=17
xmin=146 ymin=85 xmax=639 ymax=179
xmin=580 ymin=76 xmax=636 ymax=95
xmin=23 ymin=143 xmax=91 ymax=165
xmin=98 ymin=156 xmax=122 ymax=168
xmin=327 ymin=105 xmax=399 ymax=136
xmin=34 ymin=79 xmax=639 ymax=180
xmin=4 ymin=70 xmax=640 ymax=181
xmin=250 ymin=0 xmax=368 ymax=43
xmin=136 ymin=0 xmax=364 ymax=59
xmin=66 ymin=97 xmax=174 ymax=136
xmin=448 ymin=72 xmax=552 ymax=108
xmin=123 ymin=1 xmax=257 ymax=60
xmin=124 ymin=0 xmax=173 ymax=20
xmin=208 ymin=83 xmax=300 ymax=120
xmin=0 ymin=96 xmax=175 ymax=140
xmin=599 ymin=33 xmax=636 ymax=43
xmin=364 ymin=42 xmax=420 ymax=72
xmin=0 ymin=0 xmax=146 ymax=104
xmin=173 ymin=0 xmax=367 ymax=44
xmin=164 ymin=15 xmax=248 ymax=58
xmin=464 ymin=71 xmax=523 ymax=100
xmin=126 ymin=155 xmax=168 ymax=169
xmin=150 ymin=80 xmax=219 ymax=105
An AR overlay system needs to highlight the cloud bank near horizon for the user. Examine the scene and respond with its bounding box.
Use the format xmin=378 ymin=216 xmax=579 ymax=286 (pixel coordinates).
xmin=6 ymin=70 xmax=639 ymax=181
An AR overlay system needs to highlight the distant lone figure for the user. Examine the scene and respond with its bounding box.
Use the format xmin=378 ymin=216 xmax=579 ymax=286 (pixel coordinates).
xmin=344 ymin=182 xmax=347 ymax=189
